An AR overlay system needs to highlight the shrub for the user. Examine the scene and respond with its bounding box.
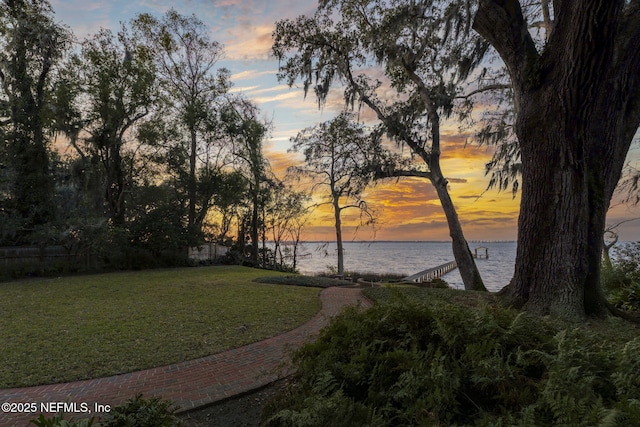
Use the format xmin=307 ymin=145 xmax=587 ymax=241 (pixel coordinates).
xmin=264 ymin=293 xmax=640 ymax=426
xmin=30 ymin=413 xmax=95 ymax=427
xmin=100 ymin=394 xmax=181 ymax=427
xmin=414 ymin=277 xmax=449 ymax=288
xmin=602 ymin=242 xmax=640 ymax=311
xmin=318 ymin=269 xmax=407 ymax=283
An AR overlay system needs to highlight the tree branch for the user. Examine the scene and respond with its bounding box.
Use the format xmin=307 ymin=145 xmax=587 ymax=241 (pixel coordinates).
xmin=541 ymin=0 xmax=553 ymax=40
xmin=617 ymin=2 xmax=640 ymax=145
xmin=473 ymin=0 xmax=541 ymax=94
xmin=375 ymin=168 xmax=432 ymax=181
xmin=456 ymin=83 xmax=512 ymax=99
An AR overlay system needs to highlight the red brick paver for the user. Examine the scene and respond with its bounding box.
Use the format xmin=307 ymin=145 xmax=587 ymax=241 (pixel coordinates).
xmin=0 ymin=287 xmax=372 ymax=427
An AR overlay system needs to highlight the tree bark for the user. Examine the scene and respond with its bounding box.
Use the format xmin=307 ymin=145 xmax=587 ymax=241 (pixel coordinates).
xmin=188 ymin=127 xmax=198 ymax=229
xmin=250 ymin=188 xmax=259 ymax=263
xmin=333 ymin=195 xmax=345 ymax=276
xmin=432 ymin=171 xmax=486 ymax=292
xmin=474 ymin=0 xmax=640 ymax=318
xmin=426 ymin=107 xmax=486 ymax=292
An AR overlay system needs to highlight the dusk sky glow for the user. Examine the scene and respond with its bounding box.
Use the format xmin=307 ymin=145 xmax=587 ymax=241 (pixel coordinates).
xmin=50 ymin=0 xmax=640 ymax=241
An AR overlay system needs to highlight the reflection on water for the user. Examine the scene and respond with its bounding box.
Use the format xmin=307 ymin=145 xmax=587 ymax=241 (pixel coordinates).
xmin=291 ymin=241 xmax=516 ymax=292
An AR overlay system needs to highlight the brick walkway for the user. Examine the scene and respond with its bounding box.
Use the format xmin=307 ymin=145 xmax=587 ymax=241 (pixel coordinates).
xmin=0 ymin=287 xmax=372 ymax=427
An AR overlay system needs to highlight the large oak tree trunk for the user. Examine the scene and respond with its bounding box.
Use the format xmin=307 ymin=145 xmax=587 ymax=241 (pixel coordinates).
xmin=509 ymin=92 xmax=611 ymax=316
xmin=474 ymin=0 xmax=640 ymax=318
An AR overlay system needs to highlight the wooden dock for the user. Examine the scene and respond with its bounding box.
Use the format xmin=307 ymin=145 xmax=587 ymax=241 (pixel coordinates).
xmin=402 ymin=261 xmax=458 ymax=283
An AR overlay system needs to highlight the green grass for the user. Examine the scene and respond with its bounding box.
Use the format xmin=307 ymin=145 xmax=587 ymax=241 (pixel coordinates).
xmin=0 ymin=266 xmax=321 ymax=388
xmin=254 ymin=275 xmax=355 ymax=288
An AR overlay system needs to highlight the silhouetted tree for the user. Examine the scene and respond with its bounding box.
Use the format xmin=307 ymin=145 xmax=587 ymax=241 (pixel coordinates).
xmin=65 ymin=27 xmax=157 ymax=225
xmin=0 ymin=0 xmax=72 ymax=242
xmin=289 ymin=113 xmax=378 ymax=276
xmin=133 ymin=9 xmax=231 ymax=236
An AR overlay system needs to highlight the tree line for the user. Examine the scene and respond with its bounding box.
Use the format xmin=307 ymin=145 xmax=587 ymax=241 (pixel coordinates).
xmin=0 ymin=1 xmax=308 ymax=271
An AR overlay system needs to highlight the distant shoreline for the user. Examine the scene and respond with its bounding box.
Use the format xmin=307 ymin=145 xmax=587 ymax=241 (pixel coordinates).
xmin=288 ymin=240 xmax=518 ymax=244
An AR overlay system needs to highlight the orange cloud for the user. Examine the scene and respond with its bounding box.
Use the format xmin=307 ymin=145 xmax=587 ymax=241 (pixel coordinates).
xmin=264 ymin=125 xmax=522 ymax=242
xmin=224 ymin=24 xmax=275 ymax=60
xmin=263 ymin=146 xmax=301 ymax=177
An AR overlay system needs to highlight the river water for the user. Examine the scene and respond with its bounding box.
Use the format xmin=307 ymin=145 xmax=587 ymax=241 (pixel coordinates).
xmin=292 ymin=241 xmax=517 ymax=292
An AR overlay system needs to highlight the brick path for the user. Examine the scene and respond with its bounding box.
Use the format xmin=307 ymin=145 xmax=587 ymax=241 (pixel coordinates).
xmin=0 ymin=287 xmax=372 ymax=427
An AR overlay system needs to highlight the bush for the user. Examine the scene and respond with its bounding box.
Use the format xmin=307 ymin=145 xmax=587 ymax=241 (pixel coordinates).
xmin=263 ymin=293 xmax=640 ymax=426
xmin=414 ymin=277 xmax=449 ymax=288
xmin=30 ymin=413 xmax=95 ymax=427
xmin=100 ymin=394 xmax=181 ymax=427
xmin=318 ymin=269 xmax=407 ymax=283
xmin=602 ymin=242 xmax=640 ymax=311
xmin=31 ymin=395 xmax=181 ymax=427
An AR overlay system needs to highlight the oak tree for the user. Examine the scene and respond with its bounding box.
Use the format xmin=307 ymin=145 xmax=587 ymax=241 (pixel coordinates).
xmin=66 ymin=27 xmax=157 ymax=225
xmin=0 ymin=0 xmax=71 ymax=240
xmin=474 ymin=0 xmax=640 ymax=317
xmin=289 ymin=112 xmax=378 ymax=276
xmin=223 ymin=99 xmax=271 ymax=264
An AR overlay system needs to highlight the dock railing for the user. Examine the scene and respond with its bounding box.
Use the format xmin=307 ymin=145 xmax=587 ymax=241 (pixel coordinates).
xmin=402 ymin=261 xmax=458 ymax=283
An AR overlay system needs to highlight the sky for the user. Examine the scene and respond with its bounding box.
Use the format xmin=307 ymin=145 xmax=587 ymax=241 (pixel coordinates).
xmin=49 ymin=0 xmax=640 ymax=241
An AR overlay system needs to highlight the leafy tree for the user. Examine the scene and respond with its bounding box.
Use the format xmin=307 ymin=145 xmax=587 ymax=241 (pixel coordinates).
xmin=132 ymin=9 xmax=231 ymax=237
xmin=289 ymin=113 xmax=378 ymax=276
xmin=223 ymin=99 xmax=271 ymax=264
xmin=273 ymin=0 xmax=487 ymax=290
xmin=0 ymin=0 xmax=72 ymax=242
xmin=473 ymin=0 xmax=640 ymax=317
xmin=265 ymin=182 xmax=311 ymax=271
xmin=282 ymin=197 xmax=311 ymax=272
xmin=602 ymin=242 xmax=640 ymax=312
xmin=207 ymin=169 xmax=249 ymax=245
xmin=127 ymin=183 xmax=190 ymax=258
xmin=64 ymin=26 xmax=157 ymax=226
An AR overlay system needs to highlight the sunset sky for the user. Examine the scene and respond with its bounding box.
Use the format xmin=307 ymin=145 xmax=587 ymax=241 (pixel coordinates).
xmin=50 ymin=0 xmax=640 ymax=241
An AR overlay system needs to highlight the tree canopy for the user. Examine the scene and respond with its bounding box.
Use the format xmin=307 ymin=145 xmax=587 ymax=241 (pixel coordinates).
xmin=289 ymin=112 xmax=380 ymax=275
xmin=0 ymin=0 xmax=72 ymax=242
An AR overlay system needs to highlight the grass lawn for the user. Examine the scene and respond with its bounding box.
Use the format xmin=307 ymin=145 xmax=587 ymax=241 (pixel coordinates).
xmin=0 ymin=266 xmax=321 ymax=388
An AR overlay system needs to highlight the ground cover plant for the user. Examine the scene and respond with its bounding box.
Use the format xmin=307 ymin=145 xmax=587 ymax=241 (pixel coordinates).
xmin=29 ymin=393 xmax=180 ymax=427
xmin=254 ymin=275 xmax=356 ymax=288
xmin=0 ymin=266 xmax=321 ymax=388
xmin=264 ymin=287 xmax=640 ymax=426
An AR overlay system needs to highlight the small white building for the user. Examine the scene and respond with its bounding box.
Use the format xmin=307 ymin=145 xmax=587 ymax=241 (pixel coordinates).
xmin=188 ymin=242 xmax=229 ymax=262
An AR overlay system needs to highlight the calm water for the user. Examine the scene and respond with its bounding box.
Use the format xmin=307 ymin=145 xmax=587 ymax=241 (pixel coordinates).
xmin=292 ymin=241 xmax=517 ymax=292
